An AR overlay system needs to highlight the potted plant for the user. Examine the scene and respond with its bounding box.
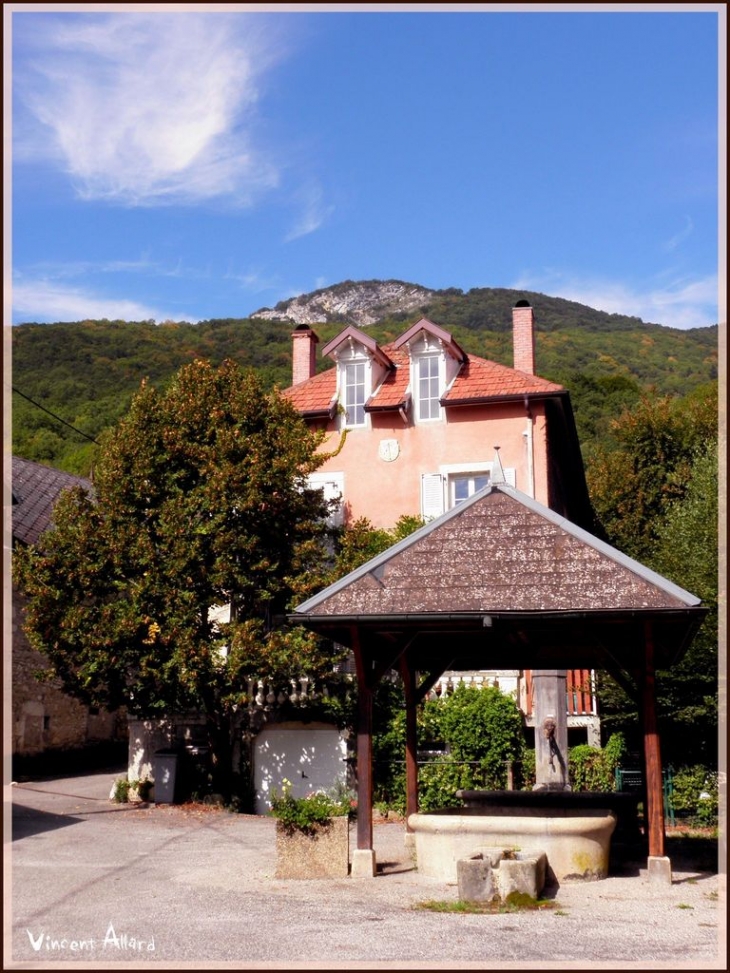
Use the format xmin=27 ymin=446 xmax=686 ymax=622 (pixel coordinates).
xmin=269 ymin=779 xmax=352 ymax=879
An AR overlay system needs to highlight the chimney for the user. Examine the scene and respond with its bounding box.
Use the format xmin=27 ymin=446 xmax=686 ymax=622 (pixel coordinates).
xmin=512 ymin=300 xmax=535 ymax=375
xmin=291 ymin=325 xmax=319 ymax=385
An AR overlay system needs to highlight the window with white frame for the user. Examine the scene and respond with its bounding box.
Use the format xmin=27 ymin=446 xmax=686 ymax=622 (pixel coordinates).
xmin=343 ymin=361 xmax=366 ymax=427
xmin=420 ymin=463 xmax=515 ymax=520
xmin=307 ymin=472 xmax=345 ymax=527
xmin=417 ymin=354 xmax=441 ymax=421
xmin=451 ymin=472 xmax=491 ymax=505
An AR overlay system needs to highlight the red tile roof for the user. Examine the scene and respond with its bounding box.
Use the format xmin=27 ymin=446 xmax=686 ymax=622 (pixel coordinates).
xmin=282 ymin=338 xmax=564 ymax=416
xmin=444 ymin=356 xmax=564 ymax=403
xmin=282 ymin=368 xmax=338 ymax=417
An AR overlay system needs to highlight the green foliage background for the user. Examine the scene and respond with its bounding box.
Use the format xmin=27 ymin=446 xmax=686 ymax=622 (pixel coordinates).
xmin=11 ymin=285 xmax=718 ymax=476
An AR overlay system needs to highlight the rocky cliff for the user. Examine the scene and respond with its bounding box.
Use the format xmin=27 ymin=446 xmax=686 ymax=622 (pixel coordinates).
xmin=251 ymin=279 xmax=435 ymax=328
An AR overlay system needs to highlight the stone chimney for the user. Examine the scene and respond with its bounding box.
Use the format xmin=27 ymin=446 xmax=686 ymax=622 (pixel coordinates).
xmin=512 ymin=300 xmax=535 ymax=375
xmin=291 ymin=325 xmax=319 ymax=385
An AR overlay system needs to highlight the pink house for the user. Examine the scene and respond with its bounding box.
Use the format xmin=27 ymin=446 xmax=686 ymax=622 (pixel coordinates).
xmin=283 ymin=301 xmax=600 ymax=743
xmin=283 ymin=302 xmax=595 ymax=532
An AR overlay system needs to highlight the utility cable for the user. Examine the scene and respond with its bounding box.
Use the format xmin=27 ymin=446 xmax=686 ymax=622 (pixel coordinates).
xmin=11 ymin=387 xmax=99 ymax=444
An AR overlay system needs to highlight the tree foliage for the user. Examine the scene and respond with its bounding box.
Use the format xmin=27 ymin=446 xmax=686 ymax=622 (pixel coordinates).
xmin=372 ymin=682 xmax=527 ymax=813
xmin=588 ymin=392 xmax=719 ymax=768
xmin=13 ymin=360 xmax=343 ymax=792
xmin=12 ymin=288 xmax=717 ymax=474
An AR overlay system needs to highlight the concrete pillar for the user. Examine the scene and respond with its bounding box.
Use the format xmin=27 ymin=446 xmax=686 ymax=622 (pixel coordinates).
xmin=532 ymin=670 xmax=570 ymax=791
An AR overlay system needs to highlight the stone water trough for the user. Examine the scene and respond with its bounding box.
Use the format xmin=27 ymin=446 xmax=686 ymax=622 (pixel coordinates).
xmin=408 ymin=790 xmax=620 ymax=885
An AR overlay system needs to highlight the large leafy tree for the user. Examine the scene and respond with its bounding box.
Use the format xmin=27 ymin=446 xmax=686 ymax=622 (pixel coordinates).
xmin=587 ymin=386 xmax=719 ymax=767
xmin=13 ymin=359 xmax=342 ymax=793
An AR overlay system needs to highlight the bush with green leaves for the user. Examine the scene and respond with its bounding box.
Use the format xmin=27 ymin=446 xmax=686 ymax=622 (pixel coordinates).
xmin=568 ymin=733 xmax=626 ymax=792
xmin=670 ymin=765 xmax=718 ymax=827
xmin=268 ymin=779 xmax=351 ymax=835
xmin=372 ymin=681 xmax=526 ymax=812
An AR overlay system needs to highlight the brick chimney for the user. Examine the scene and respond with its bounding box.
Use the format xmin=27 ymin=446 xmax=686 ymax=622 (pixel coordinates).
xmin=512 ymin=300 xmax=535 ymax=375
xmin=291 ymin=325 xmax=319 ymax=385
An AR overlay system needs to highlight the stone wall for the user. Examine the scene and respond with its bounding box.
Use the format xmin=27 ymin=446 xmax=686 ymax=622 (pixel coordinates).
xmin=12 ymin=587 xmax=125 ymax=757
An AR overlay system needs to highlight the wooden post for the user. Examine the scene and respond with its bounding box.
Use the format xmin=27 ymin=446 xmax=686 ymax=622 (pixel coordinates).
xmin=642 ymin=621 xmax=665 ymax=859
xmin=355 ymin=682 xmax=373 ymax=851
xmin=353 ymin=629 xmax=373 ymax=853
xmin=399 ymin=655 xmax=419 ymax=828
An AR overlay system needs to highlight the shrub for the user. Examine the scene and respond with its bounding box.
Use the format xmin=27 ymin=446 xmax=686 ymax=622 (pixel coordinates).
xmin=269 ymin=779 xmax=351 ymax=835
xmin=671 ymin=765 xmax=718 ymax=826
xmin=569 ymin=733 xmax=625 ymax=792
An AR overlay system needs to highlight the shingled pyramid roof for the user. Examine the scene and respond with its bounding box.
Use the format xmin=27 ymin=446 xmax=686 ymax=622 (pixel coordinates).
xmin=293 ymin=483 xmax=704 ymax=670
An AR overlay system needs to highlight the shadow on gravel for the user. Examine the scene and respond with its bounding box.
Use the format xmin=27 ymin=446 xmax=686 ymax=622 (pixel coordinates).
xmin=665 ymin=835 xmax=719 ymax=875
xmin=12 ymin=803 xmax=82 ymax=840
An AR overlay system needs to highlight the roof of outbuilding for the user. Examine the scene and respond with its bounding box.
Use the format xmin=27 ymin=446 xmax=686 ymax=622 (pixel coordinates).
xmin=295 ymin=483 xmax=701 ymax=618
xmin=292 ymin=483 xmax=705 ymax=671
xmin=10 ymin=456 xmax=93 ymax=547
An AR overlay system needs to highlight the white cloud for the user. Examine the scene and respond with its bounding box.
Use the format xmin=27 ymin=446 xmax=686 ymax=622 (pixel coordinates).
xmin=284 ymin=182 xmax=335 ymax=242
xmin=13 ymin=12 xmax=286 ymax=206
xmin=11 ymin=277 xmax=196 ymax=325
xmin=662 ymin=216 xmax=695 ymax=253
xmin=511 ymin=270 xmax=719 ymax=330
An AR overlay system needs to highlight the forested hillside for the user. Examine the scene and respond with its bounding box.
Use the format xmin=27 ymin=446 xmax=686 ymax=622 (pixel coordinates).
xmin=11 ymin=284 xmax=718 ymax=476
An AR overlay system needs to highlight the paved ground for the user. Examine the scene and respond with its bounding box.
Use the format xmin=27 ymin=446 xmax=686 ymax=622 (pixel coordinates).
xmin=5 ymin=768 xmax=726 ymax=969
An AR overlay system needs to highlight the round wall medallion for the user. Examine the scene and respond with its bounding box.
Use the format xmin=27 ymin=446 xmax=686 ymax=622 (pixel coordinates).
xmin=378 ymin=439 xmax=400 ymax=462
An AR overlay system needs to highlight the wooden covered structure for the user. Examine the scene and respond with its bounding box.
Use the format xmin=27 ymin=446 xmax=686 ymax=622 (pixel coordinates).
xmin=291 ymin=483 xmax=706 ymax=873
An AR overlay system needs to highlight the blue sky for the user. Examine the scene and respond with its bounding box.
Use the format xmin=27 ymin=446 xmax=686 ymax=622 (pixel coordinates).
xmin=7 ymin=5 xmax=724 ymax=330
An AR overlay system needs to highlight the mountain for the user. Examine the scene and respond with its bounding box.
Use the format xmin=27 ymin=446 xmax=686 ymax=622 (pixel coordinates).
xmin=11 ymin=280 xmax=718 ymax=476
xmin=251 ymin=279 xmax=436 ymax=328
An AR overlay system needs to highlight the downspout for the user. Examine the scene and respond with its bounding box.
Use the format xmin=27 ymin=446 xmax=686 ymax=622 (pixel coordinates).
xmin=523 ymin=395 xmax=535 ymax=499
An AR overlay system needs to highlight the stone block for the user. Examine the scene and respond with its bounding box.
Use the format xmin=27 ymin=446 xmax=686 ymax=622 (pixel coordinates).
xmin=647 ymin=855 xmax=672 ymax=885
xmin=274 ymin=816 xmax=349 ymax=879
xmin=457 ymin=848 xmax=548 ymax=904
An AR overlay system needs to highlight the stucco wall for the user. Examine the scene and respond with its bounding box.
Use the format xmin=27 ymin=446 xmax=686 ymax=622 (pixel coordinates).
xmin=311 ymin=401 xmax=549 ymax=528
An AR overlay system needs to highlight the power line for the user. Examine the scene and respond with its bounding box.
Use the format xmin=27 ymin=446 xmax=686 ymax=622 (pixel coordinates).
xmin=12 ymin=387 xmax=99 ymax=444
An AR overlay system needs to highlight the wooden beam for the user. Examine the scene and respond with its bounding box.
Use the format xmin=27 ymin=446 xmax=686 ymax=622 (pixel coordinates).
xmin=399 ymin=655 xmax=419 ymax=828
xmin=353 ymin=627 xmax=374 ymax=853
xmin=641 ymin=621 xmax=665 ymax=859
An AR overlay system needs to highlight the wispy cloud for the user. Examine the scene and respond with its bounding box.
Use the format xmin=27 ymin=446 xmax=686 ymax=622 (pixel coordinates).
xmin=13 ymin=12 xmax=286 ymax=207
xmin=511 ymin=270 xmax=719 ymax=331
xmin=284 ymin=182 xmax=335 ymax=242
xmin=11 ymin=277 xmax=196 ymax=325
xmin=663 ymin=216 xmax=695 ymax=252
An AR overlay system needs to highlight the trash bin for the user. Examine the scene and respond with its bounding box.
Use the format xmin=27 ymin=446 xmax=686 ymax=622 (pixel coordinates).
xmin=153 ymin=749 xmax=179 ymax=804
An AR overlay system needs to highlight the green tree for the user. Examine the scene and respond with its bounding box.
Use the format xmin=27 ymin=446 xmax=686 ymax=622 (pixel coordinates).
xmin=585 ymin=383 xmax=717 ymax=562
xmin=593 ymin=434 xmax=719 ymax=767
xmin=13 ymin=359 xmax=342 ymax=796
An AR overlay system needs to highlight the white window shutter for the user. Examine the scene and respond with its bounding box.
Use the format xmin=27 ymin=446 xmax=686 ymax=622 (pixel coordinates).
xmin=505 ymin=468 xmax=516 ymax=487
xmin=421 ymin=473 xmax=445 ymax=521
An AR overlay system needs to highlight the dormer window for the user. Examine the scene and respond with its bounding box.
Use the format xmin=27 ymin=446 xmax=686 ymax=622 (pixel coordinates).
xmin=393 ymin=318 xmax=466 ymax=427
xmin=321 ymin=325 xmax=394 ymax=432
xmin=344 ymin=361 xmax=367 ymax=427
xmin=417 ymin=354 xmax=441 ymax=421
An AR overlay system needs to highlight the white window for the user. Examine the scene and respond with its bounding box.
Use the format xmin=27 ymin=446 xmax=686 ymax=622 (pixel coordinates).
xmin=344 ymin=361 xmax=366 ymax=427
xmin=307 ymin=472 xmax=345 ymax=527
xmin=451 ymin=473 xmax=491 ymax=505
xmin=417 ymin=355 xmax=442 ymax=421
xmin=420 ymin=463 xmax=516 ymax=521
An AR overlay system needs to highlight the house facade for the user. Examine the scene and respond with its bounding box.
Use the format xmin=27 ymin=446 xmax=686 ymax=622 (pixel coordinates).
xmin=283 ymin=302 xmax=600 ymax=745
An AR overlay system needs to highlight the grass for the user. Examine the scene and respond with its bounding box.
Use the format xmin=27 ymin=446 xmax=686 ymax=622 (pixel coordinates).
xmin=415 ymin=895 xmax=557 ymax=915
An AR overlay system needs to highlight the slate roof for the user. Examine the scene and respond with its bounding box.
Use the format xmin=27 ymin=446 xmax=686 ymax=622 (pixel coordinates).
xmin=295 ymin=485 xmax=701 ymax=618
xmin=10 ymin=456 xmax=93 ymax=547
xmin=283 ymin=341 xmax=564 ymax=416
xmin=292 ymin=483 xmax=704 ymax=671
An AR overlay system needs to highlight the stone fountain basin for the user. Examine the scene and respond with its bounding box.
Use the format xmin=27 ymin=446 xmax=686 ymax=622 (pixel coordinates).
xmin=408 ymin=792 xmax=618 ymax=884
